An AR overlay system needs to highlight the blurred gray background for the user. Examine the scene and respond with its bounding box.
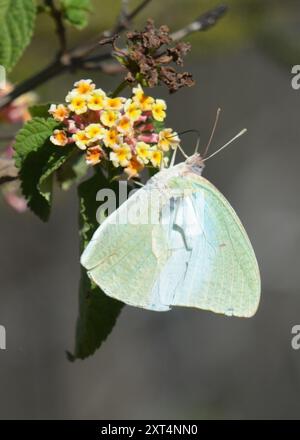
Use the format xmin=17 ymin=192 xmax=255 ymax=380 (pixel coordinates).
xmin=1 ymin=0 xmax=300 ymax=419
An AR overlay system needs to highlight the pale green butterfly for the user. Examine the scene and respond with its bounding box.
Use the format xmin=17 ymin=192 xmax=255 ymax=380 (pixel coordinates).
xmin=81 ymin=113 xmax=260 ymax=317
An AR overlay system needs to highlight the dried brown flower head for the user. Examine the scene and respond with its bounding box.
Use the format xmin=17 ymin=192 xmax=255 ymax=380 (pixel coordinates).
xmin=109 ymin=19 xmax=195 ymax=93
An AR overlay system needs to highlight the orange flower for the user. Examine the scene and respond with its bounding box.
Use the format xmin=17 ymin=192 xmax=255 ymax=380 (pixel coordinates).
xmin=106 ymin=97 xmax=125 ymax=111
xmin=103 ymin=128 xmax=120 ymax=148
xmin=124 ymin=157 xmax=144 ymax=178
xmin=86 ymin=146 xmax=102 ymax=165
xmin=73 ymin=79 xmax=95 ymax=97
xmin=50 ymin=129 xmax=68 ymax=146
xmin=116 ymin=115 xmax=132 ymax=134
xmin=49 ymin=104 xmax=69 ymax=122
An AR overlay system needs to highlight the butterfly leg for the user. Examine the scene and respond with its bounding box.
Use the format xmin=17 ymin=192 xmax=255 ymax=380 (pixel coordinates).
xmin=132 ymin=180 xmax=144 ymax=187
xmin=169 ymin=146 xmax=178 ymax=168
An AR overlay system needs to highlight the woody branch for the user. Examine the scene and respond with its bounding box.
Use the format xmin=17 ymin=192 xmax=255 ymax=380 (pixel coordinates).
xmin=0 ymin=3 xmax=227 ymax=111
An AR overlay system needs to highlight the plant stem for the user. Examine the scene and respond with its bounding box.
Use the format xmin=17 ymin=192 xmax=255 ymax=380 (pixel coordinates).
xmin=110 ymin=80 xmax=129 ymax=98
xmin=45 ymin=0 xmax=67 ymax=54
xmin=0 ymin=3 xmax=227 ymax=110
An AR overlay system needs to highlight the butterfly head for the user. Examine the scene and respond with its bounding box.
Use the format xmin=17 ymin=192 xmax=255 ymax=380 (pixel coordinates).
xmin=185 ymin=153 xmax=205 ymax=175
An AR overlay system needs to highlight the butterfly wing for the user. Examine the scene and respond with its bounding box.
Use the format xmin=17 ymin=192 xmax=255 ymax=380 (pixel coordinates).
xmin=152 ymin=173 xmax=261 ymax=317
xmin=81 ymin=168 xmax=260 ymax=317
xmin=80 ymin=184 xmax=171 ymax=311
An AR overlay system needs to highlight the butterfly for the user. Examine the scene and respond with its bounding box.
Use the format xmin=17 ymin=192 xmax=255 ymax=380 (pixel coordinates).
xmin=81 ymin=121 xmax=261 ymax=317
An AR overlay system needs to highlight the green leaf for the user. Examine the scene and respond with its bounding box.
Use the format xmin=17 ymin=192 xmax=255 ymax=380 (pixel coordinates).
xmin=56 ymin=152 xmax=88 ymax=190
xmin=60 ymin=0 xmax=91 ymax=29
xmin=29 ymin=103 xmax=51 ymax=119
xmin=14 ymin=117 xmax=71 ymax=221
xmin=152 ymin=118 xmax=165 ymax=133
xmin=68 ymin=170 xmax=124 ymax=360
xmin=114 ymin=55 xmax=127 ymax=67
xmin=0 ymin=0 xmax=36 ymax=71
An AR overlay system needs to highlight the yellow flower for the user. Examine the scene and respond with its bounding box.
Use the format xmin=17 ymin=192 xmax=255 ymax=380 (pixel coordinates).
xmin=116 ymin=115 xmax=132 ymax=134
xmin=73 ymin=79 xmax=95 ymax=97
xmin=152 ymin=99 xmax=167 ymax=122
xmin=67 ymin=95 xmax=87 ymax=115
xmin=124 ymin=99 xmax=142 ymax=122
xmin=100 ymin=110 xmax=119 ymax=127
xmin=124 ymin=157 xmax=144 ymax=179
xmin=87 ymin=89 xmax=106 ymax=111
xmin=110 ymin=143 xmax=132 ymax=167
xmin=49 ymin=104 xmax=69 ymax=122
xmin=103 ymin=128 xmax=120 ymax=148
xmin=136 ymin=142 xmax=151 ymax=164
xmin=105 ymin=97 xmax=125 ymax=111
xmin=86 ymin=146 xmax=102 ymax=165
xmin=72 ymin=130 xmax=90 ymax=150
xmin=85 ymin=123 xmax=105 ymax=141
xmin=50 ymin=129 xmax=68 ymax=146
xmin=158 ymin=128 xmax=180 ymax=151
xmin=149 ymin=148 xmax=163 ymax=167
xmin=132 ymin=85 xmax=154 ymax=111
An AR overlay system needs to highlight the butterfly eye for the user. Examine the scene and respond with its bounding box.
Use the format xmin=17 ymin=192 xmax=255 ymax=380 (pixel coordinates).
xmin=185 ymin=154 xmax=205 ymax=173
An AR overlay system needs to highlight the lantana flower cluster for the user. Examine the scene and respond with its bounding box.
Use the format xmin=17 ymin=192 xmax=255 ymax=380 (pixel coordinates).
xmin=49 ymin=79 xmax=180 ymax=178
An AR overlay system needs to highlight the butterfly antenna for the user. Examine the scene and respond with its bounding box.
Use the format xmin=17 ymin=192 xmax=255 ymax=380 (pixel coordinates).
xmin=202 ymin=108 xmax=221 ymax=158
xmin=194 ymin=133 xmax=201 ymax=154
xmin=203 ymin=128 xmax=247 ymax=162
